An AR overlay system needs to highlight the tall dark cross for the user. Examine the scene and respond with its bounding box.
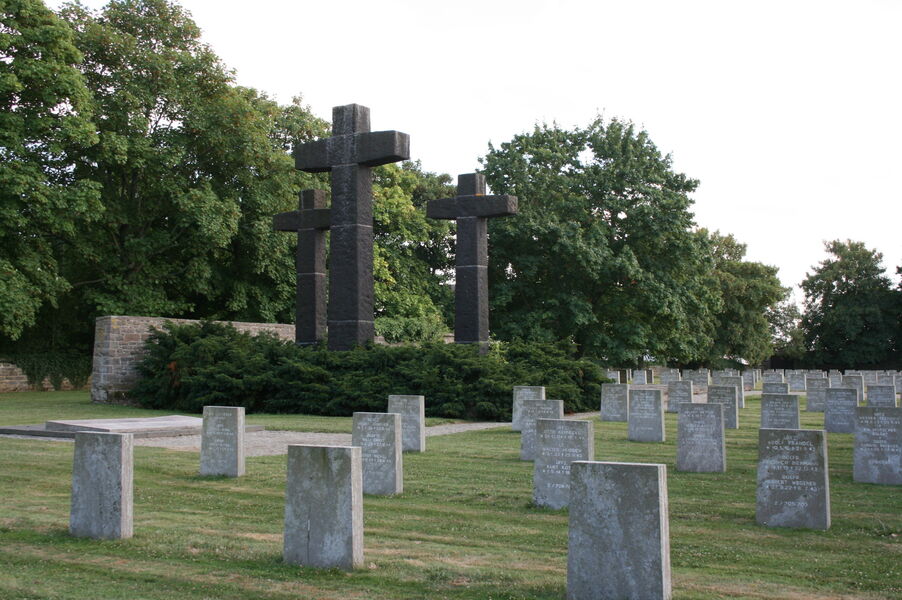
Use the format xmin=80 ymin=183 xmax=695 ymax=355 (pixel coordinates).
xmin=427 ymin=173 xmax=517 ymax=344
xmin=294 ymin=104 xmax=409 ymax=350
xmin=273 ymin=189 xmax=330 ymax=345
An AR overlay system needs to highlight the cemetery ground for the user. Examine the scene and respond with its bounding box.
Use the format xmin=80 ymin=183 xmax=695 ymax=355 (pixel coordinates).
xmin=0 ymin=392 xmax=899 ymax=600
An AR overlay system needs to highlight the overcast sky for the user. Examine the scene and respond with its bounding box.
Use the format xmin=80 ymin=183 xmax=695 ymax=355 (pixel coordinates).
xmin=56 ymin=0 xmax=902 ymax=297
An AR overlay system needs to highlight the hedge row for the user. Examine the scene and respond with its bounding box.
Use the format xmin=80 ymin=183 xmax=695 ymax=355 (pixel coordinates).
xmin=131 ymin=321 xmax=608 ymax=420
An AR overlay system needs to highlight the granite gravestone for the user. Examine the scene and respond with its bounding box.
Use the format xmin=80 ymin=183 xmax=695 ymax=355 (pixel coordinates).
xmin=200 ymin=406 xmax=245 ymax=477
xmin=606 ymin=370 xmax=621 ymax=383
xmin=829 ymin=372 xmax=844 ymax=388
xmin=825 ymin=388 xmax=858 ymax=433
xmin=427 ymin=173 xmax=517 ymax=345
xmin=756 ymin=428 xmax=830 ymax=530
xmin=666 ymin=380 xmax=693 ymax=413
xmin=718 ymin=376 xmax=745 ymax=408
xmin=853 ymin=407 xmax=902 ymax=485
xmin=707 ymin=385 xmax=739 ymax=429
xmin=762 ymin=372 xmax=784 ymax=384
xmin=70 ymin=431 xmax=133 ymax=540
xmin=760 ymin=394 xmax=800 ymax=429
xmin=387 ymin=395 xmax=426 ymax=452
xmin=742 ymin=370 xmax=755 ymax=390
xmin=866 ymin=385 xmax=897 ymax=408
xmin=805 ymin=376 xmax=829 ymax=412
xmin=294 ymin=104 xmax=409 ymax=350
xmin=787 ymin=373 xmax=807 ymax=392
xmin=600 ymin=383 xmax=629 ymax=422
xmin=677 ymin=403 xmax=726 ymax=472
xmin=512 ymin=386 xmax=545 ymax=432
xmin=632 ymin=369 xmax=648 ymax=384
xmin=533 ymin=419 xmax=594 ymax=509
xmin=283 ymin=445 xmax=363 ymax=569
xmin=877 ymin=375 xmax=895 ymax=386
xmin=685 ymin=369 xmax=709 ymax=391
xmin=660 ymin=369 xmax=681 ymax=385
xmin=762 ymin=381 xmax=789 ymax=395
xmin=351 ymin=412 xmax=403 ymax=495
xmin=843 ymin=375 xmax=864 ymax=400
xmin=628 ymin=389 xmax=665 ymax=442
xmin=567 ymin=461 xmax=671 ymax=600
xmin=520 ymin=399 xmax=565 ymax=461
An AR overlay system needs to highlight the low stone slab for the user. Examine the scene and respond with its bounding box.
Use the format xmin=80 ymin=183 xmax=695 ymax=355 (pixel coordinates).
xmin=520 ymin=399 xmax=564 ymax=461
xmin=200 ymin=406 xmax=245 ymax=477
xmin=760 ymin=394 xmax=800 ymax=429
xmin=762 ymin=382 xmax=789 ymax=395
xmin=600 ymin=383 xmax=629 ymax=422
xmin=825 ymin=388 xmax=858 ymax=433
xmin=70 ymin=432 xmax=133 ymax=540
xmin=866 ymin=385 xmax=897 ymax=408
xmin=533 ymin=419 xmax=593 ymax=509
xmin=628 ymin=389 xmax=664 ymax=442
xmin=512 ymin=386 xmax=545 ymax=432
xmin=707 ymin=385 xmax=739 ymax=429
xmin=666 ymin=380 xmax=692 ymax=413
xmin=48 ymin=415 xmax=204 ymax=433
xmin=387 ymin=395 xmax=426 ymax=452
xmin=805 ymin=377 xmax=829 ymax=412
xmin=853 ymin=407 xmax=901 ymax=485
xmin=677 ymin=403 xmax=725 ymax=472
xmin=756 ymin=428 xmax=830 ymax=530
xmin=352 ymin=412 xmax=402 ymax=495
xmin=283 ymin=445 xmax=363 ymax=569
xmin=567 ymin=461 xmax=671 ymax=600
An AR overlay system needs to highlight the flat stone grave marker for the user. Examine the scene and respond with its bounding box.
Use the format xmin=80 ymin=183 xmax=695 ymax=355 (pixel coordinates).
xmin=677 ymin=403 xmax=726 ymax=472
xmin=512 ymin=386 xmax=545 ymax=431
xmin=762 ymin=381 xmax=789 ymax=395
xmin=866 ymin=385 xmax=897 ymax=408
xmin=70 ymin=432 xmax=133 ymax=540
xmin=351 ymin=412 xmax=402 ymax=495
xmin=520 ymin=399 xmax=564 ymax=461
xmin=805 ymin=376 xmax=829 ymax=412
xmin=853 ymin=407 xmax=902 ymax=485
xmin=756 ymin=428 xmax=830 ymax=530
xmin=283 ymin=445 xmax=363 ymax=569
xmin=200 ymin=406 xmax=245 ymax=477
xmin=787 ymin=373 xmax=807 ymax=392
xmin=600 ymin=383 xmax=629 ymax=422
xmin=628 ymin=389 xmax=665 ymax=442
xmin=707 ymin=385 xmax=739 ymax=429
xmin=760 ymin=394 xmax=800 ymax=429
xmin=567 ymin=461 xmax=671 ymax=600
xmin=533 ymin=419 xmax=593 ymax=509
xmin=825 ymin=388 xmax=858 ymax=433
xmin=387 ymin=395 xmax=426 ymax=452
xmin=666 ymin=380 xmax=693 ymax=413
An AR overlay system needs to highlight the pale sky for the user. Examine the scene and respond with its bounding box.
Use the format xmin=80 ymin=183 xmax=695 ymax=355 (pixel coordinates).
xmin=54 ymin=0 xmax=902 ymax=297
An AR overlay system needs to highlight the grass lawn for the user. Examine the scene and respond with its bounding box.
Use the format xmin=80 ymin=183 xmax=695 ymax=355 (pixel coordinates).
xmin=0 ymin=391 xmax=899 ymax=599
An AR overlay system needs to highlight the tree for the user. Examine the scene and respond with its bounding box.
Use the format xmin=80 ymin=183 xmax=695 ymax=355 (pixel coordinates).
xmin=767 ymin=295 xmax=806 ymax=365
xmin=0 ymin=0 xmax=100 ymax=340
xmin=801 ymin=240 xmax=899 ymax=368
xmin=481 ymin=118 xmax=719 ymax=364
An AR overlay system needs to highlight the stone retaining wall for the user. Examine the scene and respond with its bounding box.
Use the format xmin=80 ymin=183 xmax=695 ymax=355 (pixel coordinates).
xmin=0 ymin=362 xmax=84 ymax=392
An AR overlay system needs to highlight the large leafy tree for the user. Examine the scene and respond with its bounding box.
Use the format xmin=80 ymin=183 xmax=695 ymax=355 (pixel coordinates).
xmin=0 ymin=0 xmax=100 ymax=340
xmin=481 ymin=118 xmax=719 ymax=363
xmin=801 ymin=240 xmax=899 ymax=368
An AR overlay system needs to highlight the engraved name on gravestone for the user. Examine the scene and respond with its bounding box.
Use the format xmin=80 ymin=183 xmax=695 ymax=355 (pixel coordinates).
xmin=567 ymin=461 xmax=671 ymax=600
xmin=666 ymin=380 xmax=693 ymax=413
xmin=707 ymin=385 xmax=739 ymax=429
xmin=387 ymin=395 xmax=426 ymax=452
xmin=600 ymin=383 xmax=629 ymax=422
xmin=853 ymin=407 xmax=902 ymax=485
xmin=866 ymin=385 xmax=897 ymax=408
xmin=825 ymin=388 xmax=858 ymax=434
xmin=677 ymin=403 xmax=726 ymax=472
xmin=283 ymin=445 xmax=363 ymax=569
xmin=70 ymin=432 xmax=133 ymax=540
xmin=787 ymin=373 xmax=807 ymax=392
xmin=805 ymin=376 xmax=829 ymax=412
xmin=512 ymin=386 xmax=545 ymax=432
xmin=760 ymin=394 xmax=800 ymax=429
xmin=351 ymin=412 xmax=402 ymax=495
xmin=200 ymin=406 xmax=245 ymax=477
xmin=628 ymin=389 xmax=665 ymax=442
xmin=520 ymin=399 xmax=565 ymax=461
xmin=534 ymin=419 xmax=593 ymax=509
xmin=762 ymin=381 xmax=789 ymax=395
xmin=756 ymin=428 xmax=830 ymax=530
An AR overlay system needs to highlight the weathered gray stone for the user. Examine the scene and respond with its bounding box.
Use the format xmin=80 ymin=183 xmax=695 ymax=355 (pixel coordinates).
xmin=718 ymin=376 xmax=745 ymax=408
xmin=512 ymin=386 xmax=545 ymax=431
xmin=843 ymin=375 xmax=864 ymax=400
xmin=666 ymin=380 xmax=693 ymax=413
xmin=567 ymin=461 xmax=671 ymax=600
xmin=853 ymin=407 xmax=902 ymax=485
xmin=351 ymin=412 xmax=402 ymax=494
xmin=387 ymin=395 xmax=425 ymax=452
xmin=829 ymin=373 xmax=844 ymax=387
xmin=628 ymin=389 xmax=665 ymax=442
xmin=70 ymin=432 xmax=133 ymax=539
xmin=677 ymin=403 xmax=725 ymax=472
xmin=742 ymin=370 xmax=755 ymax=390
xmin=760 ymin=394 xmax=800 ymax=429
xmin=762 ymin=372 xmax=784 ymax=384
xmin=520 ymin=399 xmax=565 ymax=461
xmin=787 ymin=373 xmax=807 ymax=392
xmin=606 ymin=370 xmax=621 ymax=383
xmin=825 ymin=388 xmax=859 ymax=433
xmin=283 ymin=445 xmax=363 ymax=569
xmin=805 ymin=376 xmax=829 ymax=412
xmin=762 ymin=382 xmax=789 ymax=395
xmin=756 ymin=428 xmax=830 ymax=530
xmin=533 ymin=419 xmax=593 ymax=509
xmin=707 ymin=385 xmax=739 ymax=429
xmin=685 ymin=369 xmax=709 ymax=391
xmin=632 ymin=369 xmax=648 ymax=384
xmin=660 ymin=369 xmax=681 ymax=385
xmin=600 ymin=383 xmax=629 ymax=422
xmin=877 ymin=374 xmax=895 ymax=386
xmin=866 ymin=385 xmax=897 ymax=408
xmin=200 ymin=406 xmax=245 ymax=477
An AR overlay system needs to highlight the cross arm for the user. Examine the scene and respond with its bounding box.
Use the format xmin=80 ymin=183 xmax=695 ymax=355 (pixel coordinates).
xmin=356 ymin=130 xmax=410 ymax=166
xmin=273 ymin=208 xmax=331 ymax=231
xmin=294 ymin=131 xmax=410 ymax=172
xmin=294 ymin=139 xmax=332 ymax=172
xmin=426 ymin=195 xmax=518 ymax=220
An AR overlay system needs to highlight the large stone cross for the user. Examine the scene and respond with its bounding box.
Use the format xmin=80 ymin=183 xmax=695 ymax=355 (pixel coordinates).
xmin=427 ymin=173 xmax=517 ymax=344
xmin=294 ymin=104 xmax=410 ymax=350
xmin=273 ymin=189 xmax=330 ymax=345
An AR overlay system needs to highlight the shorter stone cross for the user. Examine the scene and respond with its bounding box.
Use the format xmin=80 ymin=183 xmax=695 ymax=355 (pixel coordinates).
xmin=273 ymin=189 xmax=330 ymax=345
xmin=427 ymin=174 xmax=517 ymax=344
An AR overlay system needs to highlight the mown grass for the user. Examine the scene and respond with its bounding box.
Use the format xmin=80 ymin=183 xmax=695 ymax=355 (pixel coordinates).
xmin=0 ymin=391 xmax=899 ymax=599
